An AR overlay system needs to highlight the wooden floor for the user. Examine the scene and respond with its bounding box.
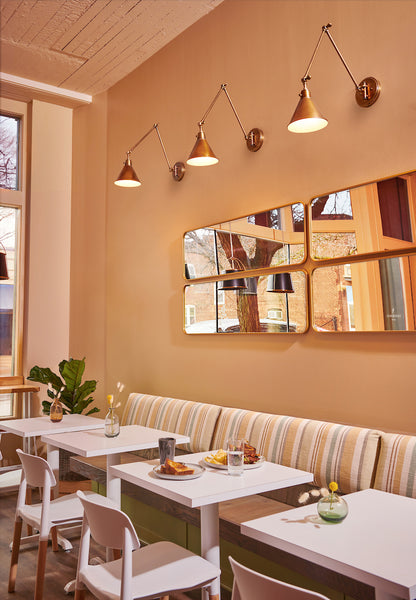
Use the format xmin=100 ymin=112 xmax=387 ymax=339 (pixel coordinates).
xmin=0 ymin=485 xmax=103 ymax=600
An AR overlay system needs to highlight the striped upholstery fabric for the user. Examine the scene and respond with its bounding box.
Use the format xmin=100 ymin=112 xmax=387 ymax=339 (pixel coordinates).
xmin=212 ymin=408 xmax=381 ymax=493
xmin=121 ymin=393 xmax=157 ymax=427
xmin=121 ymin=393 xmax=221 ymax=453
xmin=373 ymin=433 xmax=416 ymax=498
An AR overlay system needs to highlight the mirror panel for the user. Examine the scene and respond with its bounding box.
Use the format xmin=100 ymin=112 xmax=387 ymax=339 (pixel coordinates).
xmin=310 ymin=172 xmax=416 ymax=260
xmin=184 ymin=203 xmax=305 ymax=280
xmin=312 ymin=254 xmax=416 ymax=332
xmin=184 ymin=271 xmax=307 ymax=334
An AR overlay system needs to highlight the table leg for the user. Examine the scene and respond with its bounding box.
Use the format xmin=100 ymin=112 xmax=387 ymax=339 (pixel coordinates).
xmin=46 ymin=444 xmax=60 ymax=499
xmin=200 ymin=503 xmax=220 ymax=600
xmin=106 ymin=454 xmax=121 ymax=506
xmin=106 ymin=454 xmax=121 ymax=562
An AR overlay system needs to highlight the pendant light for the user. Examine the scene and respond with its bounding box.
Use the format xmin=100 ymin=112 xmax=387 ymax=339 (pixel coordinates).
xmin=266 ymin=273 xmax=294 ymax=293
xmin=288 ymin=23 xmax=381 ymax=133
xmin=114 ymin=123 xmax=185 ymax=188
xmin=218 ymin=232 xmax=247 ymax=291
xmin=187 ymin=83 xmax=264 ymax=167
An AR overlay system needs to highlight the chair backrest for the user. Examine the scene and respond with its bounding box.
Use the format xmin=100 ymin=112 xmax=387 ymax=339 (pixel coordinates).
xmin=16 ymin=448 xmax=56 ymax=489
xmin=229 ymin=556 xmax=330 ymax=600
xmin=76 ymin=490 xmax=140 ymax=551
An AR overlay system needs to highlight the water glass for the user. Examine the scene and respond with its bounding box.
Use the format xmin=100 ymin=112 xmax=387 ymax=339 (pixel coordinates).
xmin=227 ymin=438 xmax=244 ymax=476
xmin=158 ymin=437 xmax=176 ymax=465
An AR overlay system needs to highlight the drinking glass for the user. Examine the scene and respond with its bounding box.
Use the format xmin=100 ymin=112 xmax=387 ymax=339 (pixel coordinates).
xmin=227 ymin=438 xmax=244 ymax=476
xmin=158 ymin=437 xmax=176 ymax=465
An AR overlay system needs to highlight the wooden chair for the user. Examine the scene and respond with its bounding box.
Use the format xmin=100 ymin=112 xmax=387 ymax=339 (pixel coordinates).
xmin=74 ymin=490 xmax=221 ymax=600
xmin=8 ymin=449 xmax=97 ymax=600
xmin=229 ymin=556 xmax=331 ymax=600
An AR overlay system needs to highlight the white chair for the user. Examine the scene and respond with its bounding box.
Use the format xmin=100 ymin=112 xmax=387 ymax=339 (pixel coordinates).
xmin=8 ymin=448 xmax=97 ymax=600
xmin=74 ymin=490 xmax=221 ymax=600
xmin=229 ymin=556 xmax=331 ymax=600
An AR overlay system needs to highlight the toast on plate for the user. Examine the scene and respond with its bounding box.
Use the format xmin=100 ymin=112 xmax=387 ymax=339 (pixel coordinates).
xmin=160 ymin=459 xmax=194 ymax=476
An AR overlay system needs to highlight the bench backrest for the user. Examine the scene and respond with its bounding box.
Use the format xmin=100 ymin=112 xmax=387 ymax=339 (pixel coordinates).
xmin=373 ymin=433 xmax=416 ymax=498
xmin=122 ymin=393 xmax=221 ymax=453
xmin=212 ymin=407 xmax=382 ymax=494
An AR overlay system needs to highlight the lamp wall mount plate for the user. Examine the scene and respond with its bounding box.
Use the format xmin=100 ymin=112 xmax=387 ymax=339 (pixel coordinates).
xmin=356 ymin=77 xmax=381 ymax=107
xmin=246 ymin=128 xmax=264 ymax=152
xmin=172 ymin=161 xmax=186 ymax=181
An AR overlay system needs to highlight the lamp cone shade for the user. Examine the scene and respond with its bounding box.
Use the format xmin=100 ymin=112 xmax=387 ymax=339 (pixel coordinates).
xmin=267 ymin=273 xmax=294 ymax=293
xmin=114 ymin=157 xmax=141 ymax=187
xmin=218 ymin=269 xmax=247 ymax=290
xmin=0 ymin=252 xmax=8 ymax=280
xmin=187 ymin=126 xmax=218 ymax=166
xmin=288 ymin=87 xmax=328 ymax=133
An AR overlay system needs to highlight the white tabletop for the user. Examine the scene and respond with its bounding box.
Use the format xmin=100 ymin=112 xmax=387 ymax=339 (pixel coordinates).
xmin=109 ymin=451 xmax=314 ymax=508
xmin=241 ymin=489 xmax=416 ymax=600
xmin=41 ymin=424 xmax=190 ymax=457
xmin=0 ymin=414 xmax=105 ymax=437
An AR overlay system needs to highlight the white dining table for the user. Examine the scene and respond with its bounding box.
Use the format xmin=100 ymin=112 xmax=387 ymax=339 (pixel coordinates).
xmin=241 ymin=488 xmax=416 ymax=600
xmin=41 ymin=424 xmax=190 ymax=504
xmin=109 ymin=451 xmax=314 ymax=600
xmin=1 ymin=415 xmax=105 ymax=550
xmin=41 ymin=424 xmax=190 ymax=592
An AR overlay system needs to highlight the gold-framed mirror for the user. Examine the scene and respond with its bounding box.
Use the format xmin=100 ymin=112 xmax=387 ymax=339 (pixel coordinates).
xmin=312 ymin=254 xmax=416 ymax=332
xmin=310 ymin=171 xmax=416 ymax=261
xmin=184 ymin=202 xmax=305 ymax=280
xmin=184 ymin=271 xmax=308 ymax=334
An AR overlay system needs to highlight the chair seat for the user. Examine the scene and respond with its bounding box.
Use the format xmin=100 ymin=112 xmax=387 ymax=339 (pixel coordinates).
xmin=79 ymin=540 xmax=221 ymax=600
xmin=19 ymin=490 xmax=97 ymax=530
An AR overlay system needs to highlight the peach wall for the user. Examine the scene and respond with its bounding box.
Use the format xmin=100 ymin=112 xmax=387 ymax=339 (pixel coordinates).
xmin=25 ymin=100 xmax=72 ymax=413
xmin=74 ymin=0 xmax=416 ymax=433
xmin=71 ymin=93 xmax=108 ymax=404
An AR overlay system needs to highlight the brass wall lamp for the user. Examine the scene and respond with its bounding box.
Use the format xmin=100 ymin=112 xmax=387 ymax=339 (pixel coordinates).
xmin=114 ymin=123 xmax=185 ymax=187
xmin=288 ymin=23 xmax=381 ymax=134
xmin=187 ymin=83 xmax=264 ymax=166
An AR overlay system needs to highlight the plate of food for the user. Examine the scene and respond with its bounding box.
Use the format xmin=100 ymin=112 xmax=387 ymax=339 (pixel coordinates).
xmin=204 ymin=443 xmax=265 ymax=470
xmin=153 ymin=459 xmax=205 ymax=480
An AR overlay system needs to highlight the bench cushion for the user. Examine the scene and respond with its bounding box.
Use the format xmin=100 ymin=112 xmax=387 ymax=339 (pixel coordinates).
xmin=122 ymin=393 xmax=221 ymax=453
xmin=212 ymin=408 xmax=381 ymax=494
xmin=373 ymin=433 xmax=416 ymax=498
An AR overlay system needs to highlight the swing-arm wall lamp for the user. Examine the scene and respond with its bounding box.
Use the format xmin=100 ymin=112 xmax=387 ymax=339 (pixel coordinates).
xmin=114 ymin=123 xmax=185 ymax=187
xmin=187 ymin=83 xmax=264 ymax=166
xmin=288 ymin=23 xmax=381 ymax=133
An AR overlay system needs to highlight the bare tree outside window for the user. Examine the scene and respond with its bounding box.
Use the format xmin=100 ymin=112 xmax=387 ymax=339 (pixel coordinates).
xmin=0 ymin=115 xmax=19 ymax=190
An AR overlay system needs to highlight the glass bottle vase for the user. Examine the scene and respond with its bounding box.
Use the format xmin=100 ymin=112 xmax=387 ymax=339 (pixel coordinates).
xmin=104 ymin=407 xmax=120 ymax=438
xmin=317 ymin=491 xmax=348 ymax=523
xmin=50 ymin=398 xmax=63 ymax=423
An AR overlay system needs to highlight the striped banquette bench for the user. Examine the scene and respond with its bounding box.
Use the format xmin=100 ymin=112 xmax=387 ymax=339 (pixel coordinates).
xmin=71 ymin=393 xmax=416 ymax=600
xmin=121 ymin=394 xmax=416 ymax=499
xmin=121 ymin=393 xmax=387 ymax=501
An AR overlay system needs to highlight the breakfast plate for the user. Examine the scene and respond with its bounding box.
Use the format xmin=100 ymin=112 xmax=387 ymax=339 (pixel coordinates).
xmin=203 ymin=454 xmax=265 ymax=470
xmin=152 ymin=463 xmax=205 ymax=480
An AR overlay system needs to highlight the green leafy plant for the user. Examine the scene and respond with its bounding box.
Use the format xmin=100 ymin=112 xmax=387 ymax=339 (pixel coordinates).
xmin=28 ymin=357 xmax=99 ymax=416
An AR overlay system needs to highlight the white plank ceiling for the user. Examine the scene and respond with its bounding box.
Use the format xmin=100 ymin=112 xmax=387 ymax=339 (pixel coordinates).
xmin=0 ymin=0 xmax=223 ymax=99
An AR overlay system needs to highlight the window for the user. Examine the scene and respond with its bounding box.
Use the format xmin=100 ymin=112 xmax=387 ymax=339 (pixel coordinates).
xmin=0 ymin=115 xmax=20 ymax=191
xmin=185 ymin=305 xmax=196 ymax=326
xmin=0 ymin=105 xmax=25 ymax=418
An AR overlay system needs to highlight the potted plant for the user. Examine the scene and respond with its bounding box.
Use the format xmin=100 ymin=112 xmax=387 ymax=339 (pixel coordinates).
xmin=28 ymin=357 xmax=99 ymax=416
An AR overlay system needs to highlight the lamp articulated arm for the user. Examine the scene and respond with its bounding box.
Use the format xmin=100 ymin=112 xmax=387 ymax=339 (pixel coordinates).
xmin=197 ymin=83 xmax=264 ymax=152
xmin=301 ymin=23 xmax=381 ymax=108
xmin=115 ymin=123 xmax=185 ymax=187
